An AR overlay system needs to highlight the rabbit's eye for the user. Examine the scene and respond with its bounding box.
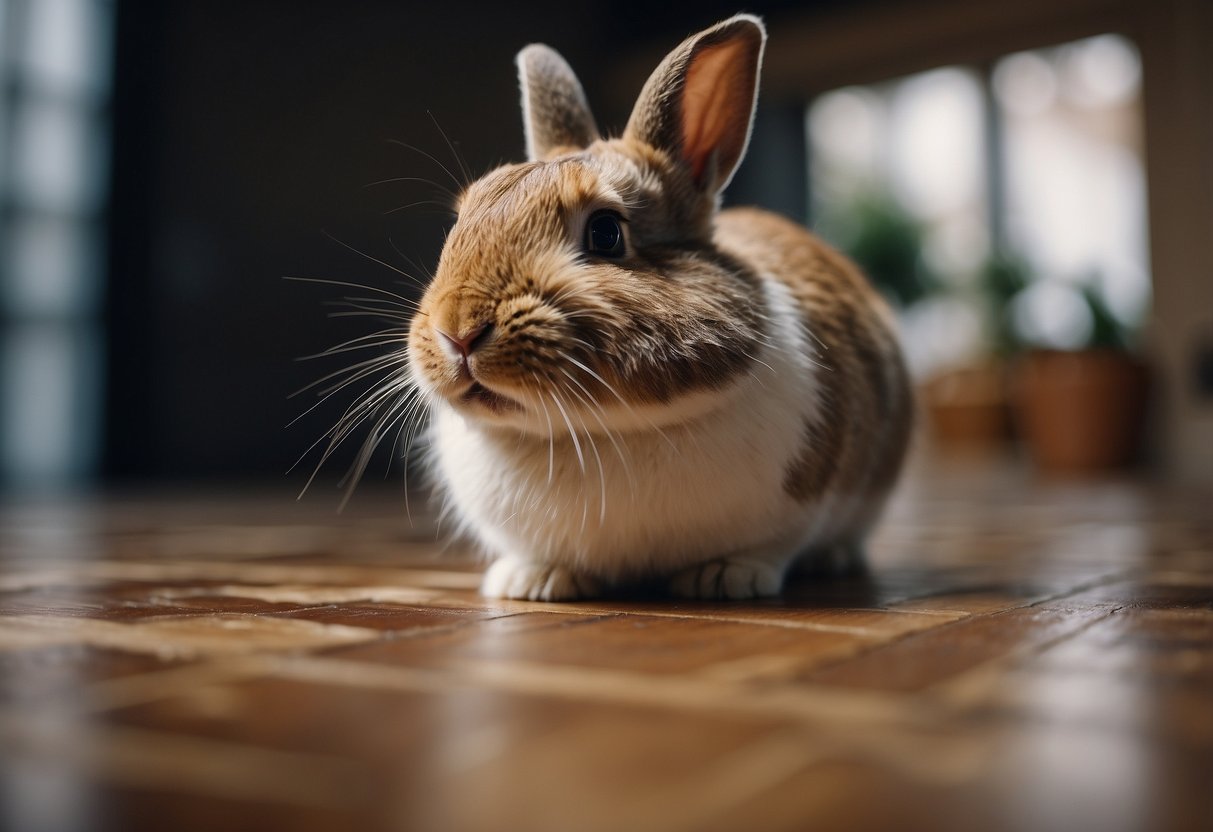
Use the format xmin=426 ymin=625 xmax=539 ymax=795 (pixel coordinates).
xmin=584 ymin=211 xmax=625 ymax=258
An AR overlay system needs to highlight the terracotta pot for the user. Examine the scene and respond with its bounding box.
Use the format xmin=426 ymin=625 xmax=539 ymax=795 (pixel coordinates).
xmin=920 ymin=363 xmax=1012 ymax=450
xmin=1014 ymin=349 xmax=1149 ymax=473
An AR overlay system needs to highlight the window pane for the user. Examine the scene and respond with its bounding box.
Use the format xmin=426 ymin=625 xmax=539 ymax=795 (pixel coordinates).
xmin=3 ymin=215 xmax=102 ymax=316
xmin=995 ymin=35 xmax=1149 ymax=346
xmin=22 ymin=0 xmax=113 ymax=96
xmin=10 ymin=97 xmax=108 ymax=212
xmin=1 ymin=322 xmax=102 ymax=488
xmin=0 ymin=0 xmax=8 ymax=189
xmin=807 ymin=67 xmax=988 ymax=375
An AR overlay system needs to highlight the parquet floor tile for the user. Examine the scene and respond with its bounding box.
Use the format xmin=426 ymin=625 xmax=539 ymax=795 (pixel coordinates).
xmin=2 ymin=459 xmax=1211 ymax=831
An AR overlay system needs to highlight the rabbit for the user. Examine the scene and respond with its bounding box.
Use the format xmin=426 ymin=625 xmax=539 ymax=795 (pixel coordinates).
xmin=406 ymin=14 xmax=913 ymax=601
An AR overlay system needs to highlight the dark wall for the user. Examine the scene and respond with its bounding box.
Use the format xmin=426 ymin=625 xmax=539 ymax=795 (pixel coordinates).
xmin=103 ymin=1 xmax=836 ymax=486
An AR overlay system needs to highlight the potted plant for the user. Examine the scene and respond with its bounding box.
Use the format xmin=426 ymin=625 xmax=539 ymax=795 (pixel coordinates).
xmin=914 ymin=253 xmax=1031 ymax=451
xmin=1011 ymin=280 xmax=1150 ymax=473
xmin=839 ymin=192 xmax=938 ymax=309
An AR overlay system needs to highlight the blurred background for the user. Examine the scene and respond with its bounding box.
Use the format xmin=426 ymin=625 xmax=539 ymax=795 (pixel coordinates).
xmin=1 ymin=0 xmax=1211 ymax=498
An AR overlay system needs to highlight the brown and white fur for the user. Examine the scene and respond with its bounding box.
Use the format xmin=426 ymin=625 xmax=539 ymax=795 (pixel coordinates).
xmin=406 ymin=15 xmax=912 ymax=600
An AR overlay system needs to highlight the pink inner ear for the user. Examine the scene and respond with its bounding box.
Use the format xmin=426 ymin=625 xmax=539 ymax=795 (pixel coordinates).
xmin=681 ymin=39 xmax=754 ymax=185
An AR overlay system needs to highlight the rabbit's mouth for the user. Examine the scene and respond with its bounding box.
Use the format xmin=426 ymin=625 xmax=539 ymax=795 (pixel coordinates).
xmin=461 ymin=381 xmax=522 ymax=415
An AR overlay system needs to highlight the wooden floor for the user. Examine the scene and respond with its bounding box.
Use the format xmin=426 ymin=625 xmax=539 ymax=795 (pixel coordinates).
xmin=2 ymin=455 xmax=1212 ymax=832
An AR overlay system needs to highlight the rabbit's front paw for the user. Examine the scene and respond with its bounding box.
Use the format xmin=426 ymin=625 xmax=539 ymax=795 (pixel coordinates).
xmin=669 ymin=557 xmax=784 ymax=600
xmin=481 ymin=557 xmax=599 ymax=601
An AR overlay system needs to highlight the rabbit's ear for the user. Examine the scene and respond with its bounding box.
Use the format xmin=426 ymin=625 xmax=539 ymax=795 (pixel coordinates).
xmin=625 ymin=15 xmax=765 ymax=193
xmin=517 ymin=44 xmax=600 ymax=161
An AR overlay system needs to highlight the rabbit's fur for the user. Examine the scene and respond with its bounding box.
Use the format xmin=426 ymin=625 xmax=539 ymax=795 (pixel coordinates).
xmin=407 ymin=15 xmax=912 ymax=600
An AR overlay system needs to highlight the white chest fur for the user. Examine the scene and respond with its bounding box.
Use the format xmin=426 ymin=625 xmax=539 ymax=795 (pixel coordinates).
xmin=427 ymin=277 xmax=822 ymax=582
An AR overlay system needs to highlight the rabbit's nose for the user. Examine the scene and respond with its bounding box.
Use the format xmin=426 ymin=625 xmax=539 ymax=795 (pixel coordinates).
xmin=435 ymin=323 xmax=492 ymax=360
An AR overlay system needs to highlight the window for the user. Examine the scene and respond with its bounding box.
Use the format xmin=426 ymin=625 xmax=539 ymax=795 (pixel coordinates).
xmin=806 ymin=34 xmax=1148 ymax=378
xmin=0 ymin=0 xmax=113 ymax=489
